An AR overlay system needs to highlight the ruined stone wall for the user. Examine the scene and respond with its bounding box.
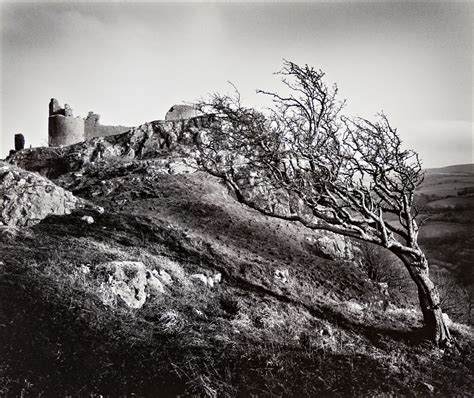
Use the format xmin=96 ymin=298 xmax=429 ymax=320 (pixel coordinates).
xmin=85 ymin=124 xmax=132 ymax=139
xmin=44 ymin=100 xmax=206 ymax=149
xmin=9 ymin=114 xmax=218 ymax=178
xmin=165 ymin=105 xmax=201 ymax=121
xmin=48 ymin=98 xmax=84 ymax=146
xmin=84 ymin=112 xmax=131 ymax=139
xmin=48 ymin=115 xmax=85 ymax=147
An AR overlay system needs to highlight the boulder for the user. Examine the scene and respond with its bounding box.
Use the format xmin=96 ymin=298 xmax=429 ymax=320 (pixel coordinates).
xmin=304 ymin=231 xmax=358 ymax=261
xmin=97 ymin=261 xmax=148 ymax=308
xmin=190 ymin=272 xmax=222 ymax=288
xmin=0 ymin=163 xmax=83 ymax=227
xmin=152 ymin=269 xmax=173 ymax=286
xmin=191 ymin=273 xmax=209 ymax=286
xmin=213 ymin=272 xmax=222 ymax=284
xmin=146 ymin=270 xmax=165 ymax=295
xmin=274 ymin=269 xmax=289 ymax=284
xmin=81 ymin=215 xmax=94 ymax=224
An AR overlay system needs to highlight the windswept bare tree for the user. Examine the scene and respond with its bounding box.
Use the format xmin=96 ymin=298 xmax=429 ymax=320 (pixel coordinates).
xmin=195 ymin=61 xmax=451 ymax=346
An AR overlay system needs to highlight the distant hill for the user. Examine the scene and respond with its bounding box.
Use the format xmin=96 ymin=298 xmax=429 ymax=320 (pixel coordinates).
xmin=416 ymin=163 xmax=474 ymax=297
xmin=425 ymin=163 xmax=474 ymax=175
xmin=418 ymin=164 xmax=474 ymax=198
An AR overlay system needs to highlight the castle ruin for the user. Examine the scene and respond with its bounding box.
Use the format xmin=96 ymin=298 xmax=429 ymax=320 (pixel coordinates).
xmin=165 ymin=105 xmax=201 ymax=121
xmin=43 ymin=99 xmax=203 ymax=148
xmin=48 ymin=99 xmax=84 ymax=146
xmin=84 ymin=112 xmax=132 ymax=140
xmin=48 ymin=98 xmax=132 ymax=147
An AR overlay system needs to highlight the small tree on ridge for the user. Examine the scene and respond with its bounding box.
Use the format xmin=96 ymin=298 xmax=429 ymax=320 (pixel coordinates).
xmin=195 ymin=61 xmax=452 ymax=346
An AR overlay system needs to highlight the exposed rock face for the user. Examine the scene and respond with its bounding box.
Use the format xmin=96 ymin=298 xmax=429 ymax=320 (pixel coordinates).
xmin=96 ymin=261 xmax=168 ymax=308
xmin=8 ymin=115 xmax=216 ymax=179
xmin=239 ymin=171 xmax=360 ymax=261
xmin=146 ymin=270 xmax=165 ymax=295
xmin=304 ymin=231 xmax=359 ymax=261
xmin=190 ymin=272 xmax=222 ymax=288
xmin=81 ymin=215 xmax=94 ymax=224
xmin=0 ymin=163 xmax=83 ymax=227
xmin=7 ymin=115 xmax=358 ymax=261
xmin=97 ymin=261 xmax=148 ymax=308
xmin=274 ymin=269 xmax=289 ymax=284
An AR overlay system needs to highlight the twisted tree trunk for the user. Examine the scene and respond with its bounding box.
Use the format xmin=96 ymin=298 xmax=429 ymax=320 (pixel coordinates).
xmin=403 ymin=257 xmax=452 ymax=346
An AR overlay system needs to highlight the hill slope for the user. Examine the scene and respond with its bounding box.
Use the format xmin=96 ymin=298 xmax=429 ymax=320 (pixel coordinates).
xmin=1 ymin=128 xmax=473 ymax=396
xmin=415 ymin=163 xmax=474 ymax=323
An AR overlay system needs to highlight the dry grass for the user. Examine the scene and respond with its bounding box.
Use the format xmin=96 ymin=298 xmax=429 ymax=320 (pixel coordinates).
xmin=1 ymin=166 xmax=473 ymax=396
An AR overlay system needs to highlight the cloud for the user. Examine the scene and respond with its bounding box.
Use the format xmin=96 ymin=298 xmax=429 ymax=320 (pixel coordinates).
xmin=3 ymin=3 xmax=106 ymax=51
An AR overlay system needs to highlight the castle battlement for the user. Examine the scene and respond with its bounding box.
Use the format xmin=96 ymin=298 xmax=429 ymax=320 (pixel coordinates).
xmin=48 ymin=99 xmax=84 ymax=147
xmin=47 ymin=100 xmax=206 ymax=148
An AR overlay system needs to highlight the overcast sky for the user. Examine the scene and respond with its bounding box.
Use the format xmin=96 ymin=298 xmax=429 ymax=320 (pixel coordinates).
xmin=1 ymin=1 xmax=472 ymax=167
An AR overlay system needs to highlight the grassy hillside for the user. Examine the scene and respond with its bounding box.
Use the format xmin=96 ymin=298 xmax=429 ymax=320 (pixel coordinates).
xmin=418 ymin=164 xmax=474 ymax=199
xmin=425 ymin=164 xmax=474 ymax=175
xmin=1 ymin=159 xmax=473 ymax=396
xmin=415 ymin=164 xmax=474 ymax=325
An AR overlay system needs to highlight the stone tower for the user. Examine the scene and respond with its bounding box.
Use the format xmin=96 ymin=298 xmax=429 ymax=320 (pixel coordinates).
xmin=48 ymin=98 xmax=84 ymax=147
xmin=14 ymin=134 xmax=25 ymax=151
xmin=165 ymin=105 xmax=201 ymax=121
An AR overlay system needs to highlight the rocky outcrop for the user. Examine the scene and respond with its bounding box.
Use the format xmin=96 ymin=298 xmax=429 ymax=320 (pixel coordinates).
xmin=0 ymin=162 xmax=84 ymax=227
xmin=274 ymin=269 xmax=289 ymax=284
xmin=304 ymin=231 xmax=359 ymax=261
xmin=96 ymin=261 xmax=148 ymax=308
xmin=239 ymin=172 xmax=360 ymax=261
xmin=6 ymin=115 xmax=359 ymax=261
xmin=190 ymin=272 xmax=222 ymax=288
xmin=95 ymin=261 xmax=169 ymax=308
xmin=8 ymin=115 xmax=216 ymax=179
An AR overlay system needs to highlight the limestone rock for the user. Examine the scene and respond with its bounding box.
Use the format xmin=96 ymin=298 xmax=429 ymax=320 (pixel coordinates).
xmin=7 ymin=116 xmax=213 ymax=179
xmin=81 ymin=215 xmax=94 ymax=224
xmin=168 ymin=159 xmax=197 ymax=174
xmin=274 ymin=269 xmax=289 ymax=284
xmin=191 ymin=273 xmax=209 ymax=286
xmin=97 ymin=261 xmax=148 ymax=308
xmin=191 ymin=272 xmax=222 ymax=288
xmin=146 ymin=270 xmax=165 ymax=295
xmin=0 ymin=163 xmax=83 ymax=227
xmin=213 ymin=272 xmax=222 ymax=284
xmin=304 ymin=231 xmax=358 ymax=261
xmin=151 ymin=269 xmax=173 ymax=286
xmin=207 ymin=277 xmax=215 ymax=288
